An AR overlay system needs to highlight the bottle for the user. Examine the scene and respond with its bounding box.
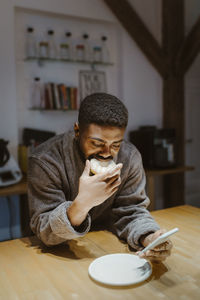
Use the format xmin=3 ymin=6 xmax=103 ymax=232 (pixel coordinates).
xmin=31 ymin=77 xmax=43 ymax=108
xmin=47 ymin=30 xmax=57 ymax=59
xmin=75 ymin=44 xmax=85 ymax=61
xmin=66 ymin=31 xmax=73 ymax=60
xmin=60 ymin=31 xmax=73 ymax=60
xmin=38 ymin=32 xmax=49 ymax=59
xmin=82 ymin=33 xmax=92 ymax=62
xmin=60 ymin=43 xmax=70 ymax=60
xmin=101 ymin=36 xmax=110 ymax=64
xmin=26 ymin=27 xmax=37 ymax=58
xmin=93 ymin=46 xmax=102 ymax=63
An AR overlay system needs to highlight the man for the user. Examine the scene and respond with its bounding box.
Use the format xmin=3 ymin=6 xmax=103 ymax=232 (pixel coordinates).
xmin=28 ymin=93 xmax=172 ymax=262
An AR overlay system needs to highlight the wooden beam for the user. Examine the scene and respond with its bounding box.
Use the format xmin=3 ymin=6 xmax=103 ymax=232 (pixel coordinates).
xmin=176 ymin=16 xmax=200 ymax=75
xmin=163 ymin=76 xmax=185 ymax=164
xmin=104 ymin=0 xmax=168 ymax=78
xmin=162 ymin=0 xmax=185 ymax=207
xmin=162 ymin=0 xmax=184 ymax=73
xmin=162 ymin=0 xmax=184 ymax=160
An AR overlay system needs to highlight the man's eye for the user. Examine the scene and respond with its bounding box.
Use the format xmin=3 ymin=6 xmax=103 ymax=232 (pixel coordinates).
xmin=112 ymin=144 xmax=120 ymax=149
xmin=92 ymin=142 xmax=104 ymax=147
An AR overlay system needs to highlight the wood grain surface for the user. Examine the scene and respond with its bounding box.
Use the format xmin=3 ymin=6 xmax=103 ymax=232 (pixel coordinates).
xmin=0 ymin=205 xmax=199 ymax=299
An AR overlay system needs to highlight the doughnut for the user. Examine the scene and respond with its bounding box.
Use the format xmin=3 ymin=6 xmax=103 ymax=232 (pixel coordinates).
xmin=90 ymin=158 xmax=116 ymax=174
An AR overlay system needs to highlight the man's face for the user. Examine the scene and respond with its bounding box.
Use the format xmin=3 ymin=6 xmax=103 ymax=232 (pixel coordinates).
xmin=75 ymin=123 xmax=125 ymax=161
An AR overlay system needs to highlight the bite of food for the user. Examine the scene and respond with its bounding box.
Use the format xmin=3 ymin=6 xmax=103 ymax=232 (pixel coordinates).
xmin=90 ymin=158 xmax=117 ymax=175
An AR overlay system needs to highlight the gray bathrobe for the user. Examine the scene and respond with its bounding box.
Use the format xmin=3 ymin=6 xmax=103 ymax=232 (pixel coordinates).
xmin=28 ymin=131 xmax=159 ymax=249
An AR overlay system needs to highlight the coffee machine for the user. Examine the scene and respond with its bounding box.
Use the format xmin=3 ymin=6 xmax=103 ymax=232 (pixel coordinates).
xmin=0 ymin=139 xmax=22 ymax=187
xmin=129 ymin=126 xmax=176 ymax=169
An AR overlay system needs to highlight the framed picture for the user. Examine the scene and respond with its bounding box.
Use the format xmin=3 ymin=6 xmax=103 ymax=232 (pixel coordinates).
xmin=79 ymin=70 xmax=107 ymax=101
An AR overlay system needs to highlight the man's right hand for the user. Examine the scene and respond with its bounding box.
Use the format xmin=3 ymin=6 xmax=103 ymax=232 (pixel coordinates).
xmin=67 ymin=160 xmax=123 ymax=227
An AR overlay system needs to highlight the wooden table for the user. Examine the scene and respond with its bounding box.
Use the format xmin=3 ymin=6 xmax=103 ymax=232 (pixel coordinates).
xmin=0 ymin=205 xmax=199 ymax=299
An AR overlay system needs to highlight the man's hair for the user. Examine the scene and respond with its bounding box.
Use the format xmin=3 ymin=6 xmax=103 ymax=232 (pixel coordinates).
xmin=78 ymin=93 xmax=128 ymax=128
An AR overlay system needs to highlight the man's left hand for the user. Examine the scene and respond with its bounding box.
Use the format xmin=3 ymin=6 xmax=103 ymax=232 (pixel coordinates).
xmin=137 ymin=229 xmax=173 ymax=262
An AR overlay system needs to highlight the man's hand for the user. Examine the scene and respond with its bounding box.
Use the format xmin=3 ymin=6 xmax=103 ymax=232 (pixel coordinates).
xmin=67 ymin=160 xmax=123 ymax=226
xmin=137 ymin=229 xmax=173 ymax=262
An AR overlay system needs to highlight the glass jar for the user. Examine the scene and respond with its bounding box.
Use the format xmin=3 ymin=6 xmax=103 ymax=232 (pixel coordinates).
xmin=26 ymin=27 xmax=37 ymax=58
xmin=60 ymin=44 xmax=70 ymax=60
xmin=82 ymin=33 xmax=92 ymax=62
xmin=47 ymin=30 xmax=57 ymax=59
xmin=38 ymin=41 xmax=49 ymax=58
xmin=101 ymin=36 xmax=110 ymax=63
xmin=31 ymin=77 xmax=43 ymax=108
xmin=93 ymin=46 xmax=102 ymax=63
xmin=66 ymin=31 xmax=73 ymax=60
xmin=75 ymin=44 xmax=85 ymax=61
xmin=59 ymin=31 xmax=73 ymax=60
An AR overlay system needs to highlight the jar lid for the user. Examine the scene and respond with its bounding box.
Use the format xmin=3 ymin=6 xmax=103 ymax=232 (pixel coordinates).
xmin=27 ymin=27 xmax=34 ymax=32
xmin=102 ymin=36 xmax=108 ymax=41
xmin=66 ymin=32 xmax=72 ymax=37
xmin=83 ymin=34 xmax=89 ymax=39
xmin=48 ymin=30 xmax=54 ymax=35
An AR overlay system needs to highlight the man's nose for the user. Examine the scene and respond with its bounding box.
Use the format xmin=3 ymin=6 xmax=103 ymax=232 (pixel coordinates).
xmin=100 ymin=145 xmax=111 ymax=157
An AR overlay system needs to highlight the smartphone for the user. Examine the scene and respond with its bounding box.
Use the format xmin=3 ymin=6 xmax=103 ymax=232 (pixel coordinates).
xmin=140 ymin=227 xmax=179 ymax=254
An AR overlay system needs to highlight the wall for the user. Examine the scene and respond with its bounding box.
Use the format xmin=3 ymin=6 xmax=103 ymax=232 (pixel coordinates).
xmin=0 ymin=0 xmax=163 ymax=157
xmin=0 ymin=0 xmax=117 ymax=158
xmin=0 ymin=1 xmax=18 ymax=157
xmin=0 ymin=0 xmax=199 ymax=241
xmin=0 ymin=0 xmax=163 ymax=241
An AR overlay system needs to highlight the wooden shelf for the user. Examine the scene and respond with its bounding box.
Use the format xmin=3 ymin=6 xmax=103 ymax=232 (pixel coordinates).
xmin=29 ymin=108 xmax=78 ymax=112
xmin=24 ymin=57 xmax=114 ymax=66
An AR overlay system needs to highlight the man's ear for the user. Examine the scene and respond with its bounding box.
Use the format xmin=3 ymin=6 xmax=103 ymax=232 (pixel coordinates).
xmin=74 ymin=122 xmax=80 ymax=137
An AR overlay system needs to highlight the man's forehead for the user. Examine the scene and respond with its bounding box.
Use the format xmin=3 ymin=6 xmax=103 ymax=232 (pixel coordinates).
xmin=84 ymin=124 xmax=125 ymax=141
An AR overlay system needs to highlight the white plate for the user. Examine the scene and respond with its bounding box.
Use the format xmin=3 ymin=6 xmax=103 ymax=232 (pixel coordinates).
xmin=88 ymin=253 xmax=152 ymax=286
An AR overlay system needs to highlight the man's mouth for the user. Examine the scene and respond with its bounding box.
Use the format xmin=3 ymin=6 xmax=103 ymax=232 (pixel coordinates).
xmin=88 ymin=154 xmax=113 ymax=161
